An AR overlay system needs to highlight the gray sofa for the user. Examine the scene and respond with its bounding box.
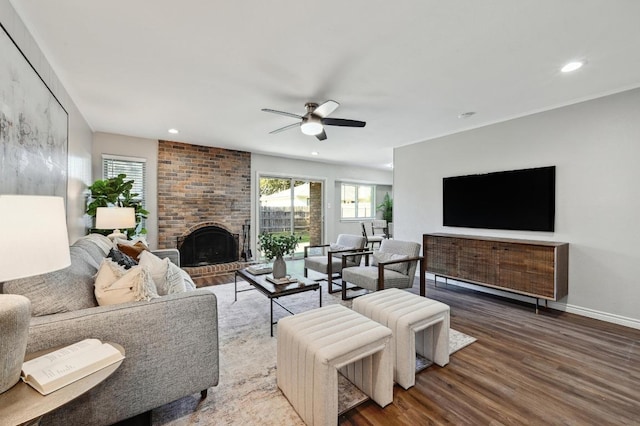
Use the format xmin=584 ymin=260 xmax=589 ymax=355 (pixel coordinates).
xmin=1 ymin=234 xmax=219 ymax=425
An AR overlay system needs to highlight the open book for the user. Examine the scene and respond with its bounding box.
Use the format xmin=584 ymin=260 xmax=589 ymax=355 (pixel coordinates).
xmin=21 ymin=339 xmax=125 ymax=395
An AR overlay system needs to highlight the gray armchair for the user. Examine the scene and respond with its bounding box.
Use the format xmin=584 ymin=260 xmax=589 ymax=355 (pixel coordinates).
xmin=341 ymin=239 xmax=425 ymax=300
xmin=304 ymin=234 xmax=366 ymax=294
xmin=361 ymin=221 xmax=384 ymax=249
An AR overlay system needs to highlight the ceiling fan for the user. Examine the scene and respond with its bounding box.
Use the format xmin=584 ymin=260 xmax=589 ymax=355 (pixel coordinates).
xmin=261 ymin=100 xmax=366 ymax=141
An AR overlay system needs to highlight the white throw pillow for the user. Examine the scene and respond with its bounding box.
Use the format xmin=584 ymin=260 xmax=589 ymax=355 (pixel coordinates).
xmin=94 ymin=259 xmax=158 ymax=306
xmin=372 ymin=251 xmax=409 ymax=274
xmin=138 ymin=250 xmax=171 ymax=295
xmin=138 ymin=251 xmax=194 ymax=295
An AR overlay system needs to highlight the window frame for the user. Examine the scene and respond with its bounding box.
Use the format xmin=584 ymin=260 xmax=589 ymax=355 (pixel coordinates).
xmin=102 ymin=154 xmax=147 ymax=229
xmin=340 ymin=182 xmax=376 ymax=220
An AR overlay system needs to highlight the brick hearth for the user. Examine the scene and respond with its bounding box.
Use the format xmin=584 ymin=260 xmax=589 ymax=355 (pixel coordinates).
xmin=157 ymin=140 xmax=251 ymax=282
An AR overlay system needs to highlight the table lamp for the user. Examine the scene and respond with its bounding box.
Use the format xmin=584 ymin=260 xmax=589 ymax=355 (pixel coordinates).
xmin=0 ymin=195 xmax=71 ymax=393
xmin=95 ymin=207 xmax=136 ymax=240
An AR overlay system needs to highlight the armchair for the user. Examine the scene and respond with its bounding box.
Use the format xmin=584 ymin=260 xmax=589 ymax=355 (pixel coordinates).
xmin=340 ymin=239 xmax=425 ymax=300
xmin=303 ymin=234 xmax=366 ymax=294
xmin=361 ymin=221 xmax=384 ymax=249
xmin=371 ymin=219 xmax=390 ymax=239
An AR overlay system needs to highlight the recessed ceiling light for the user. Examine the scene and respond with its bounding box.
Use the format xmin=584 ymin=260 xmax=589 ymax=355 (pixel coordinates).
xmin=168 ymin=128 xmax=179 ymax=134
xmin=561 ymin=61 xmax=584 ymax=73
xmin=311 ymin=151 xmax=319 ymax=156
xmin=458 ymin=112 xmax=476 ymax=119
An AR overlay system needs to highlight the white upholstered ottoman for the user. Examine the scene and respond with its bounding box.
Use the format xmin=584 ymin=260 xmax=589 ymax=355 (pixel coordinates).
xmin=352 ymin=288 xmax=450 ymax=389
xmin=277 ymin=304 xmax=393 ymax=426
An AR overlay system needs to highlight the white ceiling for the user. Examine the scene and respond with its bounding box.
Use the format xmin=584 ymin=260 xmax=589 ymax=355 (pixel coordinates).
xmin=9 ymin=0 xmax=640 ymax=169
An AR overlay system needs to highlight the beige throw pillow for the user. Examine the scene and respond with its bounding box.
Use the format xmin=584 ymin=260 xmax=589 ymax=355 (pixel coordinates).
xmin=94 ymin=259 xmax=158 ymax=306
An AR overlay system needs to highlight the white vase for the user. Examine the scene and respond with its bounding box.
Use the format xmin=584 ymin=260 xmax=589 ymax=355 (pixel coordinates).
xmin=272 ymin=256 xmax=287 ymax=279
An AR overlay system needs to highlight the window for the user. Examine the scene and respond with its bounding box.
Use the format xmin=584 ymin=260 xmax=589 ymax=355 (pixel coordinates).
xmin=102 ymin=154 xmax=146 ymax=227
xmin=341 ymin=183 xmax=375 ymax=219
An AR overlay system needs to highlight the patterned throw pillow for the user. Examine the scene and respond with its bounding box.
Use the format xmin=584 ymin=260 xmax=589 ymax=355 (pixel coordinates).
xmin=107 ymin=248 xmax=138 ymax=269
xmin=137 ymin=251 xmax=195 ymax=295
xmin=372 ymin=251 xmax=409 ymax=275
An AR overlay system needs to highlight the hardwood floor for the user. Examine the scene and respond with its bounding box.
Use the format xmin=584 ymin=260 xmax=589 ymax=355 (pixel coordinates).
xmin=339 ymin=281 xmax=640 ymax=425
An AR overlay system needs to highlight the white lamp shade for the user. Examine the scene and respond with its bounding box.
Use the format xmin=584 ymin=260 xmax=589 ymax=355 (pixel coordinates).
xmin=95 ymin=207 xmax=136 ymax=230
xmin=0 ymin=195 xmax=71 ymax=282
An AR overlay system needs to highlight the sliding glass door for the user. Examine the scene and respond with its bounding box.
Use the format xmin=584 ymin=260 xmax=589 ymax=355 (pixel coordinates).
xmin=258 ymin=176 xmax=323 ymax=259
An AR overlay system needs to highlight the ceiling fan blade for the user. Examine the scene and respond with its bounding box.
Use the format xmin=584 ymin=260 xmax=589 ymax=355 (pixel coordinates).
xmin=269 ymin=122 xmax=300 ymax=134
xmin=261 ymin=108 xmax=303 ymax=120
xmin=322 ymin=118 xmax=366 ymax=127
xmin=313 ymin=100 xmax=339 ymax=118
xmin=315 ymin=130 xmax=327 ymax=141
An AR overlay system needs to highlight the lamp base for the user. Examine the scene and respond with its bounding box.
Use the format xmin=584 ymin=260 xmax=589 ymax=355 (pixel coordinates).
xmin=0 ymin=294 xmax=31 ymax=393
xmin=106 ymin=229 xmax=128 ymax=241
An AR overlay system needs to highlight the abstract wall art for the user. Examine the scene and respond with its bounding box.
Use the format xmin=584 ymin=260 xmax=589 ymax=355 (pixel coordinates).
xmin=0 ymin=23 xmax=68 ymax=199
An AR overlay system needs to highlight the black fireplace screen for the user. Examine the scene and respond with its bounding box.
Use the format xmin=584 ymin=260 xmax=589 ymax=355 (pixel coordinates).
xmin=178 ymin=226 xmax=239 ymax=267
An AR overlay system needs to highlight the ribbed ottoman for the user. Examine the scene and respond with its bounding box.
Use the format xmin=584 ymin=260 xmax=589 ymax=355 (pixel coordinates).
xmin=277 ymin=304 xmax=393 ymax=426
xmin=352 ymin=288 xmax=450 ymax=389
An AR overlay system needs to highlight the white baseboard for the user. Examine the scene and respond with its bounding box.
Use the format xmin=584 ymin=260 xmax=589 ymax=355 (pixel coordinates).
xmin=548 ymin=302 xmax=640 ymax=330
xmin=424 ymin=273 xmax=640 ymax=330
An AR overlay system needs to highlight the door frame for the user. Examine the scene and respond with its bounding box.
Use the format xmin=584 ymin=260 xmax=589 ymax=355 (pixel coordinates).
xmin=255 ymin=172 xmax=327 ymax=260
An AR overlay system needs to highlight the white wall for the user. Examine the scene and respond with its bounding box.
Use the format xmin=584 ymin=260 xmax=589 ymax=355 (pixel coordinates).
xmin=394 ymin=88 xmax=640 ymax=328
xmin=251 ymin=154 xmax=393 ymax=253
xmin=1 ymin=1 xmax=93 ymax=243
xmin=92 ymin=132 xmax=159 ymax=249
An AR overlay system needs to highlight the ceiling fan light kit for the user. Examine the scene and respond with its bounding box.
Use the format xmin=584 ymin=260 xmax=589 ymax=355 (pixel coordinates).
xmin=300 ymin=117 xmax=323 ymax=136
xmin=262 ymin=100 xmax=365 ymax=141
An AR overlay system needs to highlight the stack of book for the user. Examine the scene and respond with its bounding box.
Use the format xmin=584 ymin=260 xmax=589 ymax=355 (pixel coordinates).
xmin=246 ymin=264 xmax=272 ymax=275
xmin=266 ymin=276 xmax=298 ymax=285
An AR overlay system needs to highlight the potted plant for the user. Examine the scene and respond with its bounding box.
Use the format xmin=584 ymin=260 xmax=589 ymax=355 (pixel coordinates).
xmin=258 ymin=233 xmax=299 ymax=278
xmin=377 ymin=192 xmax=393 ymax=223
xmin=86 ymin=174 xmax=149 ymax=238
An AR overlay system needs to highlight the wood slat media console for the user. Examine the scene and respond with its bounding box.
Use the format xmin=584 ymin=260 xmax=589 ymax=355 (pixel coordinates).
xmin=424 ymin=233 xmax=568 ymax=310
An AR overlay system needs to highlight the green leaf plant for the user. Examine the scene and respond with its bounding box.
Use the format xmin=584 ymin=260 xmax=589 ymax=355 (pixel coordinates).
xmin=257 ymin=232 xmax=299 ymax=261
xmin=377 ymin=192 xmax=393 ymax=223
xmin=86 ymin=174 xmax=149 ymax=238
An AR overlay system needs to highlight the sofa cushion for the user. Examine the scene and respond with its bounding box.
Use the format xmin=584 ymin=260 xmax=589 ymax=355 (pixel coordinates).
xmin=72 ymin=235 xmax=111 ymax=265
xmin=2 ymin=245 xmax=99 ymax=316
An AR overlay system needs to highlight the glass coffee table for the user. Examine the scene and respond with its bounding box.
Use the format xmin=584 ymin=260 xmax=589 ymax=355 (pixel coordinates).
xmin=235 ymin=268 xmax=322 ymax=336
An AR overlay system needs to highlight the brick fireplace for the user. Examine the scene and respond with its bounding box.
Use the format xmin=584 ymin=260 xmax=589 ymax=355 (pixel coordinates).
xmin=157 ymin=140 xmax=251 ymax=285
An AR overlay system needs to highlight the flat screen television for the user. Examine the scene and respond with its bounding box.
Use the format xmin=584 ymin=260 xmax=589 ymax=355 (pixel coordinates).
xmin=443 ymin=166 xmax=555 ymax=232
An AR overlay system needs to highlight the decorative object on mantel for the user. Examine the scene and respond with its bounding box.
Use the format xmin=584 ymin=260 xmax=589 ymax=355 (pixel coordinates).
xmin=257 ymin=233 xmax=299 ymax=279
xmin=0 ymin=195 xmax=71 ymax=393
xmin=86 ymin=174 xmax=149 ymax=238
xmin=95 ymin=207 xmax=136 ymax=241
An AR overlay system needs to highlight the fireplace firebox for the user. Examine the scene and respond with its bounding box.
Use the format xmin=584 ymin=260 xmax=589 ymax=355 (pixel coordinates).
xmin=178 ymin=226 xmax=239 ymax=267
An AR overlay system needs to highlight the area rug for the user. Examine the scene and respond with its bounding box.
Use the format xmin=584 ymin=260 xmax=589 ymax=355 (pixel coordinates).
xmin=151 ymin=281 xmax=476 ymax=425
